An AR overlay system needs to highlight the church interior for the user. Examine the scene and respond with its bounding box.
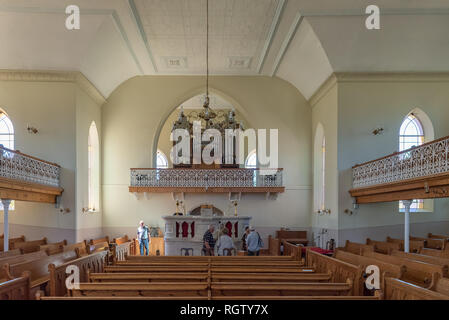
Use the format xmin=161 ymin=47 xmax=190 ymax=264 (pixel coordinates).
xmin=1 ymin=0 xmax=449 ymax=302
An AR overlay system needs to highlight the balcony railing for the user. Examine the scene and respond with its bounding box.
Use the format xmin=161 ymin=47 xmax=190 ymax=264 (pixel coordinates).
xmin=0 ymin=146 xmax=61 ymax=188
xmin=352 ymin=135 xmax=449 ymax=189
xmin=130 ymin=168 xmax=283 ymax=189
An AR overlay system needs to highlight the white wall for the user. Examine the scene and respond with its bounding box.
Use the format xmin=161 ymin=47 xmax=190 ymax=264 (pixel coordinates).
xmin=101 ymin=76 xmax=313 ymax=242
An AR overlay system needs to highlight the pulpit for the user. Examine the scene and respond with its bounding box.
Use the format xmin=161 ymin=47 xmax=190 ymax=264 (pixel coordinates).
xmin=163 ymin=205 xmax=251 ymax=256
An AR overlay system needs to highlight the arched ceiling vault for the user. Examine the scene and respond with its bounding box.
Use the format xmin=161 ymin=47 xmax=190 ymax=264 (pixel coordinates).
xmin=0 ymin=0 xmax=448 ymax=102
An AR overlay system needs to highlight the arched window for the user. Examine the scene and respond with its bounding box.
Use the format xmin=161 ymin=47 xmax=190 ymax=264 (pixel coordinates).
xmin=88 ymin=122 xmax=100 ymax=212
xmin=245 ymin=150 xmax=257 ymax=169
xmin=0 ymin=110 xmax=15 ymax=210
xmin=321 ymin=137 xmax=326 ymax=211
xmin=0 ymin=111 xmax=14 ymax=150
xmin=399 ymin=113 xmax=425 ymax=211
xmin=156 ymin=150 xmax=168 ymax=169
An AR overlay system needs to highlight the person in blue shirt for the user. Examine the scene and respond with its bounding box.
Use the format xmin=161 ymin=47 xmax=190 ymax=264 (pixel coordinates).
xmin=246 ymin=226 xmax=264 ymax=256
xmin=137 ymin=220 xmax=150 ymax=256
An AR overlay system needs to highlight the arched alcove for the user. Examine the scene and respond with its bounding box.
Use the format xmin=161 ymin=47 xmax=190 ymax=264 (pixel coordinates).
xmin=150 ymin=87 xmax=252 ymax=167
xmin=313 ymin=123 xmax=325 ymax=212
xmin=154 ymin=90 xmax=252 ymax=168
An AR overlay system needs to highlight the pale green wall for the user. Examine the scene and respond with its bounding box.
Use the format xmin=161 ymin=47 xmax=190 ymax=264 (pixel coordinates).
xmin=102 ymin=76 xmax=312 ymax=237
xmin=338 ymin=79 xmax=449 ymax=234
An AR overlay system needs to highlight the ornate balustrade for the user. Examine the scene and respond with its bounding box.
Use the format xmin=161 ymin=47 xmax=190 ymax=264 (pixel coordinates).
xmin=353 ymin=136 xmax=449 ymax=188
xmin=129 ymin=168 xmax=284 ymax=194
xmin=0 ymin=146 xmax=63 ymax=203
xmin=350 ymin=136 xmax=449 ymax=204
xmin=0 ymin=146 xmax=60 ymax=187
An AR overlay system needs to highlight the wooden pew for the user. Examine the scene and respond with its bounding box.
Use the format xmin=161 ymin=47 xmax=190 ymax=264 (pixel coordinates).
xmin=429 ymin=273 xmax=449 ymax=296
xmin=390 ymin=250 xmax=449 ymax=268
xmin=123 ymin=255 xmax=296 ymax=262
xmin=116 ymin=260 xmax=302 ymax=268
xmin=386 ymin=237 xmax=425 ymax=253
xmin=428 ymin=233 xmax=449 ymax=241
xmin=411 ymin=236 xmax=446 ymax=250
xmin=366 ymin=238 xmax=401 ymax=254
xmin=88 ymin=241 xmax=109 ymax=255
xmin=0 ymin=249 xmax=22 ymax=259
xmin=0 ymin=272 xmax=31 ymax=300
xmin=90 ymin=236 xmax=109 ymax=246
xmin=276 ymin=229 xmax=308 ymax=246
xmin=211 ymin=281 xmax=353 ymax=297
xmin=69 ymin=282 xmax=209 ymax=297
xmin=340 ymin=240 xmax=374 ymax=255
xmin=306 ymin=249 xmax=363 ymax=295
xmin=384 ymin=277 xmax=449 ymax=300
xmin=12 ymin=238 xmax=48 ymax=254
xmin=48 ymin=250 xmax=108 ymax=296
xmin=110 ymin=242 xmax=131 ymax=263
xmin=40 ymin=240 xmax=68 ymax=256
xmin=420 ymin=248 xmax=449 ymax=259
xmin=64 ymin=241 xmax=87 ymax=253
xmin=39 ymin=295 xmax=381 ymax=300
xmin=268 ymin=235 xmax=280 ymax=256
xmin=334 ymin=249 xmax=404 ymax=292
xmin=2 ymin=250 xmax=77 ymax=295
xmin=88 ymin=272 xmax=331 ymax=284
xmin=282 ymin=240 xmax=302 ymax=262
xmin=363 ymin=251 xmax=447 ymax=287
xmin=113 ymin=235 xmax=130 ymax=246
xmin=105 ymin=265 xmax=210 ymax=273
xmin=0 ymin=250 xmax=48 ymax=267
xmin=0 ymin=235 xmax=26 ymax=252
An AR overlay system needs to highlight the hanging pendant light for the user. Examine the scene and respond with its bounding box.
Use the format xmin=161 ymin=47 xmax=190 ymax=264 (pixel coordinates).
xmin=199 ymin=0 xmax=216 ymax=123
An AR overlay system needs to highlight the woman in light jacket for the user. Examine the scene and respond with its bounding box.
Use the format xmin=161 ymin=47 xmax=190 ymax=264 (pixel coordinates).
xmin=215 ymin=228 xmax=236 ymax=256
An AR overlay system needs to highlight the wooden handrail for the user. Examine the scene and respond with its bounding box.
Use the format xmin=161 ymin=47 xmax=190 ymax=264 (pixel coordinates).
xmin=352 ymin=134 xmax=449 ymax=169
xmin=130 ymin=168 xmax=284 ymax=171
xmin=0 ymin=145 xmax=61 ymax=168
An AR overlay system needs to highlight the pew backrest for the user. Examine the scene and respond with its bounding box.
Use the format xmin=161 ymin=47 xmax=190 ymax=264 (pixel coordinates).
xmin=48 ymin=250 xmax=108 ymax=296
xmin=386 ymin=237 xmax=425 ymax=253
xmin=90 ymin=236 xmax=109 ymax=246
xmin=0 ymin=249 xmax=21 ymax=259
xmin=306 ymin=249 xmax=363 ymax=295
xmin=343 ymin=240 xmax=374 ymax=255
xmin=0 ymin=271 xmax=30 ymax=300
xmin=366 ymin=238 xmax=401 ymax=254
xmin=0 ymin=250 xmax=48 ymax=267
xmin=420 ymin=247 xmax=449 ymax=259
xmin=12 ymin=238 xmax=48 ymax=253
xmin=410 ymin=236 xmax=445 ymax=250
xmin=390 ymin=250 xmax=449 ymax=267
xmin=385 ymin=277 xmax=449 ymax=300
xmin=268 ymin=235 xmax=280 ymax=256
xmin=113 ymin=235 xmax=129 ymax=246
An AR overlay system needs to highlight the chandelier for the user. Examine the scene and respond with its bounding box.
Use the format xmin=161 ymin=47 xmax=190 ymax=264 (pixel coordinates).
xmin=198 ymin=0 xmax=217 ymax=122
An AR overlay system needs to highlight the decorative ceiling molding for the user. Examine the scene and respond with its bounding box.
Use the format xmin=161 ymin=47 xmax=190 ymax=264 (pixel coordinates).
xmin=309 ymin=73 xmax=337 ymax=107
xmin=335 ymin=72 xmax=449 ymax=83
xmin=0 ymin=70 xmax=106 ymax=106
xmin=270 ymin=12 xmax=303 ymax=77
xmin=256 ymin=0 xmax=286 ymax=74
xmin=127 ymin=0 xmax=158 ymax=73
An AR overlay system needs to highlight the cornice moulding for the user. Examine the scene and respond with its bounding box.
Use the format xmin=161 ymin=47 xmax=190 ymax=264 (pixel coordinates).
xmin=0 ymin=69 xmax=106 ymax=106
xmin=334 ymin=72 xmax=449 ymax=83
xmin=309 ymin=74 xmax=337 ymax=107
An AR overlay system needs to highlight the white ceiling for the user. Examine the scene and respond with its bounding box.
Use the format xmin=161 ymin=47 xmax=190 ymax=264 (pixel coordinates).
xmin=0 ymin=0 xmax=448 ymax=101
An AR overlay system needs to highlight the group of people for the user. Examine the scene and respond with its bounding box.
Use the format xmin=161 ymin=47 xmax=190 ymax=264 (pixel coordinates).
xmin=202 ymin=224 xmax=264 ymax=256
xmin=136 ymin=220 xmax=264 ymax=256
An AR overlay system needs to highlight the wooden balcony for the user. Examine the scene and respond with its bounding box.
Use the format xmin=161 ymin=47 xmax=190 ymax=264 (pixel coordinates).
xmin=129 ymin=168 xmax=285 ymax=195
xmin=349 ymin=136 xmax=449 ymax=204
xmin=0 ymin=146 xmax=63 ymax=204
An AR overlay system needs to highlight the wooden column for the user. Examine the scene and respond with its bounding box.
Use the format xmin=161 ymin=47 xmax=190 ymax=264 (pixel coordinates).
xmin=403 ymin=200 xmax=412 ymax=253
xmin=2 ymin=199 xmax=11 ymax=252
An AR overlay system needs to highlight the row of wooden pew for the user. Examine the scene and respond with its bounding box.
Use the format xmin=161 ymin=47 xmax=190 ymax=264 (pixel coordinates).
xmin=37 ymin=252 xmax=381 ymax=300
xmin=335 ymin=238 xmax=449 ymax=299
xmin=0 ymin=234 xmax=132 ymax=299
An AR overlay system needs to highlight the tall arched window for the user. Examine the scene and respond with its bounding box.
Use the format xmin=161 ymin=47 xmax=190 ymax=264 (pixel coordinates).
xmin=88 ymin=122 xmax=100 ymax=212
xmin=399 ymin=113 xmax=425 ymax=211
xmin=245 ymin=150 xmax=257 ymax=169
xmin=156 ymin=150 xmax=168 ymax=169
xmin=0 ymin=110 xmax=15 ymax=210
xmin=321 ymin=137 xmax=326 ymax=211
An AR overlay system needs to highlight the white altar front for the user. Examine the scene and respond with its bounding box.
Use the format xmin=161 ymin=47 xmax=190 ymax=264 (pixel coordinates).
xmin=163 ymin=211 xmax=251 ymax=256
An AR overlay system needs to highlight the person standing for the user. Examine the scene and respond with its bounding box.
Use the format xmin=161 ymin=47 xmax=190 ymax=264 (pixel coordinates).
xmin=137 ymin=220 xmax=150 ymax=256
xmin=216 ymin=228 xmax=236 ymax=256
xmin=241 ymin=226 xmax=250 ymax=251
xmin=246 ymin=226 xmax=264 ymax=256
xmin=203 ymin=224 xmax=216 ymax=256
